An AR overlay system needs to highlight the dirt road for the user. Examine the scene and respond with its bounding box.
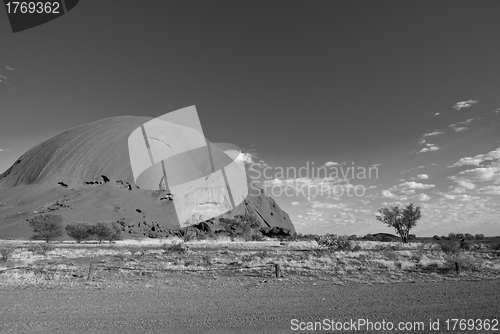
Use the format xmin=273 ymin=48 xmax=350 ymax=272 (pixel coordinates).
xmin=1 ymin=278 xmax=498 ymax=334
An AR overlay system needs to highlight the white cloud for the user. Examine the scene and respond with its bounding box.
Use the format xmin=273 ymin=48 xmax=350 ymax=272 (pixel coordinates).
xmin=417 ymin=193 xmax=430 ymax=201
xmin=449 ymin=118 xmax=480 ymax=132
xmin=452 ymin=148 xmax=500 ymax=167
xmin=291 ymin=202 xmax=300 ymax=206
xmin=307 ymin=201 xmax=341 ymax=209
xmin=6 ymin=66 xmax=14 ymax=71
xmin=381 ymin=190 xmax=397 ymax=198
xmin=417 ymin=174 xmax=428 ymax=179
xmin=325 ymin=161 xmax=340 ymax=167
xmin=454 ymin=167 xmax=500 ymax=183
xmin=477 ymin=185 xmax=500 ymax=195
xmin=235 ymin=152 xmax=254 ymax=164
xmin=495 ymin=108 xmax=500 ymax=114
xmin=453 ymin=99 xmax=478 ymax=110
xmin=435 ymin=113 xmax=440 ymax=116
xmin=422 ymin=130 xmax=444 ymax=137
xmin=398 ymin=181 xmax=435 ymax=190
xmin=235 ymin=152 xmax=268 ymax=168
xmin=419 ymin=146 xmax=439 ymax=153
xmin=456 ymin=180 xmax=476 ymax=190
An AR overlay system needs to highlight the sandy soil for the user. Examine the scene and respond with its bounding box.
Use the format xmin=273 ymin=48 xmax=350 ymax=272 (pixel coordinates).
xmin=0 ymin=277 xmax=498 ymax=334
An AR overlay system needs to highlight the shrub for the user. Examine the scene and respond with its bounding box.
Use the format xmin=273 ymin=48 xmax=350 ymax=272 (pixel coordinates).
xmin=432 ymin=235 xmax=440 ymax=241
xmin=126 ymin=246 xmax=146 ymax=258
xmin=182 ymin=231 xmax=195 ymax=242
xmin=219 ymin=214 xmax=261 ymax=241
xmin=27 ymin=243 xmax=54 ymax=256
xmin=0 ymin=245 xmax=16 ymax=262
xmin=92 ymin=221 xmax=122 ymax=243
xmin=315 ymin=234 xmax=354 ymax=251
xmin=440 ymin=240 xmax=460 ymax=254
xmin=474 ymin=234 xmax=485 ymax=240
xmin=352 ymin=244 xmax=362 ymax=251
xmin=162 ymin=242 xmax=189 ymax=254
xmin=108 ymin=222 xmax=123 ymax=242
xmin=464 ymin=233 xmax=475 ymax=240
xmin=28 ymin=214 xmax=65 ymax=242
xmin=65 ymin=222 xmax=93 ymax=243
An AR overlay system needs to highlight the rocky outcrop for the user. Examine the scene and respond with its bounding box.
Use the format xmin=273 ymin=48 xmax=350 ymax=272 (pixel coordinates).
xmin=0 ymin=116 xmax=295 ymax=238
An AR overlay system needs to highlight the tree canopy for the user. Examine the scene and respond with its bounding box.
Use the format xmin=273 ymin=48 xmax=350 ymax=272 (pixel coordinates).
xmin=376 ymin=203 xmax=421 ymax=243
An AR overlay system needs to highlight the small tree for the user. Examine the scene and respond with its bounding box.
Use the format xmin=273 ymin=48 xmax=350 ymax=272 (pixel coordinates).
xmin=376 ymin=203 xmax=421 ymax=243
xmin=28 ymin=214 xmax=65 ymax=242
xmin=92 ymin=222 xmax=113 ymax=243
xmin=65 ymin=222 xmax=93 ymax=243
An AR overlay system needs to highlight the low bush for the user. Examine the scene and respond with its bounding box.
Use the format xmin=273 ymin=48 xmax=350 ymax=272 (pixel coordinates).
xmin=28 ymin=214 xmax=65 ymax=242
xmin=315 ymin=234 xmax=354 ymax=251
xmin=65 ymin=222 xmax=93 ymax=243
xmin=126 ymin=246 xmax=146 ymax=258
xmin=0 ymin=245 xmax=16 ymax=262
xmin=440 ymin=240 xmax=460 ymax=254
xmin=27 ymin=243 xmax=54 ymax=256
xmin=162 ymin=242 xmax=189 ymax=254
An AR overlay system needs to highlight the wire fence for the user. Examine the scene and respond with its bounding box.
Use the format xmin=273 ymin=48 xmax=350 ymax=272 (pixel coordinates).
xmin=0 ymin=262 xmax=330 ymax=279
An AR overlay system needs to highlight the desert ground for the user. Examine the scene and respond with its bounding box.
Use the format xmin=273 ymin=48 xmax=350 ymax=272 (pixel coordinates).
xmin=1 ymin=238 xmax=499 ymax=333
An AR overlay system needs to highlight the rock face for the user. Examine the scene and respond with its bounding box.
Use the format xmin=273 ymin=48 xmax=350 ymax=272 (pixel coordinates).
xmin=0 ymin=116 xmax=295 ymax=239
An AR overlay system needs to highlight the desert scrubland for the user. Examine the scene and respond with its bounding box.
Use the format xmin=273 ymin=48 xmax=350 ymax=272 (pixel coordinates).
xmin=1 ymin=238 xmax=499 ymax=333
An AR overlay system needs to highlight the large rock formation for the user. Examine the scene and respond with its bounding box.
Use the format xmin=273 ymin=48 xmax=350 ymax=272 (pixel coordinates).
xmin=0 ymin=116 xmax=295 ymax=239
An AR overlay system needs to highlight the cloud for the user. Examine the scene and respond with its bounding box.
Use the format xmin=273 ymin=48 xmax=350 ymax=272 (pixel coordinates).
xmin=495 ymin=108 xmax=500 ymax=114
xmin=417 ymin=174 xmax=428 ymax=179
xmin=419 ymin=146 xmax=439 ymax=153
xmin=307 ymin=201 xmax=341 ymax=209
xmin=5 ymin=66 xmax=14 ymax=71
xmin=381 ymin=190 xmax=397 ymax=198
xmin=449 ymin=118 xmax=478 ymax=132
xmin=0 ymin=148 xmax=10 ymax=152
xmin=454 ymin=167 xmax=500 ymax=183
xmin=325 ymin=161 xmax=340 ymax=167
xmin=422 ymin=130 xmax=444 ymax=137
xmin=451 ymin=148 xmax=500 ymax=167
xmin=435 ymin=113 xmax=440 ymax=116
xmin=417 ymin=193 xmax=430 ymax=201
xmin=477 ymin=185 xmax=500 ymax=195
xmin=456 ymin=180 xmax=476 ymax=190
xmin=235 ymin=152 xmax=254 ymax=164
xmin=291 ymin=202 xmax=300 ymax=206
xmin=236 ymin=152 xmax=268 ymax=168
xmin=453 ymin=99 xmax=478 ymax=110
xmin=397 ymin=181 xmax=435 ymax=190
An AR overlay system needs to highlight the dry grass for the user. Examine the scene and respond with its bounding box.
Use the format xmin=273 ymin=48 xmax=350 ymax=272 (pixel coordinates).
xmin=0 ymin=239 xmax=499 ymax=287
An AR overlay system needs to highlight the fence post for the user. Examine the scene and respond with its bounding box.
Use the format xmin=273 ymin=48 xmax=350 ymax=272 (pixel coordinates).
xmin=454 ymin=261 xmax=460 ymax=274
xmin=88 ymin=263 xmax=96 ymax=281
xmin=275 ymin=263 xmax=281 ymax=278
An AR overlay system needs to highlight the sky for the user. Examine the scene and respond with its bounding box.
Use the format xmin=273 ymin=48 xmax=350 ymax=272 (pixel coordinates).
xmin=1 ymin=1 xmax=499 ymax=236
